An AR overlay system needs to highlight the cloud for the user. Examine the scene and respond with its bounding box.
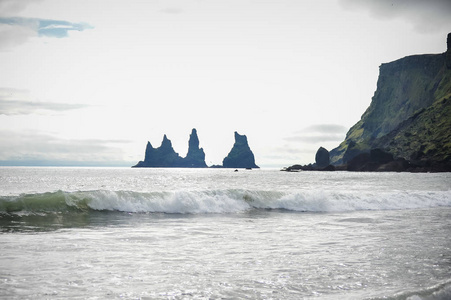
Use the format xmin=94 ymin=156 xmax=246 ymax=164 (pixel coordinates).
xmin=301 ymin=124 xmax=348 ymax=134
xmin=0 ymin=22 xmax=36 ymax=49
xmin=160 ymin=7 xmax=184 ymax=14
xmin=284 ymin=134 xmax=345 ymax=144
xmin=0 ymin=129 xmax=133 ymax=165
xmin=0 ymin=88 xmax=88 ymax=115
xmin=0 ymin=100 xmax=88 ymax=115
xmin=0 ymin=17 xmax=93 ymax=38
xmin=0 ymin=0 xmax=92 ymax=50
xmin=0 ymin=0 xmax=43 ymax=16
xmin=0 ymin=16 xmax=93 ymax=50
xmin=339 ymin=0 xmax=451 ymax=33
xmin=284 ymin=124 xmax=347 ymax=144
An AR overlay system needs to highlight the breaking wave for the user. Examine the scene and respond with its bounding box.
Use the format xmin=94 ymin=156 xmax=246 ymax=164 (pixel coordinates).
xmin=1 ymin=189 xmax=451 ymax=216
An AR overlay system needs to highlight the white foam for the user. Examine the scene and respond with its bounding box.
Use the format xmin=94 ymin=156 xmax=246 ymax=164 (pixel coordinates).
xmin=62 ymin=189 xmax=451 ymax=214
xmin=71 ymin=190 xmax=251 ymax=214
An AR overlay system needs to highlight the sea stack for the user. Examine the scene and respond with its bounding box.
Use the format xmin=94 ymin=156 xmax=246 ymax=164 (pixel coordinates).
xmin=133 ymin=135 xmax=183 ymax=167
xmin=315 ymin=147 xmax=330 ymax=168
xmin=133 ymin=129 xmax=208 ymax=168
xmin=222 ymin=132 xmax=259 ymax=169
xmin=181 ymin=128 xmax=208 ymax=168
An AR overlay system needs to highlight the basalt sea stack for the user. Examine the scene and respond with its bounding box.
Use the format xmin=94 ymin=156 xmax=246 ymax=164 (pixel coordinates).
xmin=222 ymin=132 xmax=259 ymax=169
xmin=133 ymin=128 xmax=207 ymax=168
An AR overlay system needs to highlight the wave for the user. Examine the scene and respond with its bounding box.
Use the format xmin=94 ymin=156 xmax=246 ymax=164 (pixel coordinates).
xmin=405 ymin=282 xmax=451 ymax=300
xmin=375 ymin=281 xmax=451 ymax=300
xmin=1 ymin=188 xmax=451 ymax=216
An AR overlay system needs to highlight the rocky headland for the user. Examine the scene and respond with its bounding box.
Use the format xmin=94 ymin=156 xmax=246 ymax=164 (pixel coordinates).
xmin=284 ymin=33 xmax=451 ymax=172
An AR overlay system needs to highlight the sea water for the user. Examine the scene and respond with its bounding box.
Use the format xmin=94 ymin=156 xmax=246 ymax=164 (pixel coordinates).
xmin=0 ymin=167 xmax=450 ymax=299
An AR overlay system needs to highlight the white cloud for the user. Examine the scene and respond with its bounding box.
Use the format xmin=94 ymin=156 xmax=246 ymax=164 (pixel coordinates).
xmin=0 ymin=129 xmax=133 ymax=165
xmin=339 ymin=0 xmax=451 ymax=33
xmin=285 ymin=124 xmax=348 ymax=144
xmin=0 ymin=23 xmax=37 ymax=50
xmin=0 ymin=88 xmax=88 ymax=115
xmin=0 ymin=0 xmax=43 ymax=16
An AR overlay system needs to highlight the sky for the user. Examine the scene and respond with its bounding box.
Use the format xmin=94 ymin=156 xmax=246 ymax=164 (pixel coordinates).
xmin=0 ymin=0 xmax=450 ymax=168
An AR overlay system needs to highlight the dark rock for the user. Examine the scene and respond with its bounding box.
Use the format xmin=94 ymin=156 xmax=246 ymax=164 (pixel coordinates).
xmin=133 ymin=129 xmax=207 ymax=168
xmin=209 ymin=165 xmax=224 ymax=168
xmin=315 ymin=147 xmax=330 ymax=168
xmin=282 ymin=164 xmax=303 ymax=172
xmin=180 ymin=129 xmax=207 ymax=168
xmin=222 ymin=132 xmax=259 ymax=169
xmin=370 ymin=148 xmax=393 ymax=164
xmin=347 ymin=153 xmax=371 ymax=171
xmin=133 ymin=135 xmax=184 ymax=168
xmin=320 ymin=165 xmax=335 ymax=171
xmin=347 ymin=148 xmax=404 ymax=171
xmin=282 ymin=163 xmax=335 ymax=172
xmin=377 ymin=158 xmax=410 ymax=172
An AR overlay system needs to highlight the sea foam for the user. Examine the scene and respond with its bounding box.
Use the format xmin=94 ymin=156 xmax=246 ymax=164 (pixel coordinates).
xmin=1 ymin=189 xmax=450 ymax=216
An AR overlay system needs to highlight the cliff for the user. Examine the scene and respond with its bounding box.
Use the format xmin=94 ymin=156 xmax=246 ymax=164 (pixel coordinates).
xmin=133 ymin=129 xmax=207 ymax=168
xmin=330 ymin=33 xmax=451 ymax=169
xmin=222 ymin=132 xmax=259 ymax=169
xmin=373 ymin=97 xmax=451 ymax=170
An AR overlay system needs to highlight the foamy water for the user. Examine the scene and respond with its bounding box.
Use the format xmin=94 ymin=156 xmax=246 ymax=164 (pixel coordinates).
xmin=1 ymin=167 xmax=450 ymax=299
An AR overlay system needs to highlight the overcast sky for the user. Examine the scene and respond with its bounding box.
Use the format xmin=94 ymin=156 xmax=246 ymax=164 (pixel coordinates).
xmin=1 ymin=0 xmax=450 ymax=167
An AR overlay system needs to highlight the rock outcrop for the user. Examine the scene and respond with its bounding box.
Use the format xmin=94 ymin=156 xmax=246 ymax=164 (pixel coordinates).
xmin=181 ymin=129 xmax=207 ymax=168
xmin=133 ymin=129 xmax=207 ymax=168
xmin=329 ymin=33 xmax=451 ymax=171
xmin=282 ymin=146 xmax=335 ymax=172
xmin=222 ymin=132 xmax=259 ymax=169
xmin=315 ymin=147 xmax=330 ymax=168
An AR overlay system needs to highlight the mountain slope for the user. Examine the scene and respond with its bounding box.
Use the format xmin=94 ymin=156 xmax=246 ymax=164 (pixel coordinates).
xmin=330 ymin=33 xmax=451 ymax=166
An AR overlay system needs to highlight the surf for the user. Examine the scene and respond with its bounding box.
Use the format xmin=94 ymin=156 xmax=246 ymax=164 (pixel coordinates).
xmin=1 ymin=189 xmax=450 ymax=216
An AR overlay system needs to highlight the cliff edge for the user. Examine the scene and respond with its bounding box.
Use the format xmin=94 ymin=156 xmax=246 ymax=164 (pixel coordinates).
xmin=330 ymin=33 xmax=451 ymax=169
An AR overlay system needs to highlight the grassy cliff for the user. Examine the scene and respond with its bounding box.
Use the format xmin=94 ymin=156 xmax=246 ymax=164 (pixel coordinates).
xmin=374 ymin=97 xmax=451 ymax=164
xmin=330 ymin=39 xmax=451 ymax=166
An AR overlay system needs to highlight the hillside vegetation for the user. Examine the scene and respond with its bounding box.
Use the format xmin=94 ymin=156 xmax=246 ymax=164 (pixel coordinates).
xmin=330 ymin=36 xmax=451 ymax=168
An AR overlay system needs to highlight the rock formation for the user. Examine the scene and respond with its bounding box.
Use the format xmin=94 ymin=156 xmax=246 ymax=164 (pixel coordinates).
xmin=315 ymin=147 xmax=330 ymax=168
xmin=133 ymin=129 xmax=207 ymax=168
xmin=329 ymin=33 xmax=451 ymax=171
xmin=180 ymin=129 xmax=207 ymax=168
xmin=222 ymin=132 xmax=259 ymax=169
xmin=282 ymin=146 xmax=335 ymax=172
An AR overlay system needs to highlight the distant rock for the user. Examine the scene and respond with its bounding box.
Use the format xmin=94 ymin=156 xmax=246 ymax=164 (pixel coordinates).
xmin=222 ymin=132 xmax=259 ymax=169
xmin=282 ymin=146 xmax=334 ymax=172
xmin=315 ymin=147 xmax=330 ymax=168
xmin=133 ymin=129 xmax=207 ymax=168
xmin=180 ymin=129 xmax=207 ymax=168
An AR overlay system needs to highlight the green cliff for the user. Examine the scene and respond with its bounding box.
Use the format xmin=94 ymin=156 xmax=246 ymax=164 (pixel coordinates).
xmin=330 ymin=33 xmax=451 ymax=167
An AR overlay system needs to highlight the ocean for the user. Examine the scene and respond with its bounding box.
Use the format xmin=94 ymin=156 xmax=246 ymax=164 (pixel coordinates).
xmin=0 ymin=167 xmax=450 ymax=299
